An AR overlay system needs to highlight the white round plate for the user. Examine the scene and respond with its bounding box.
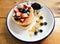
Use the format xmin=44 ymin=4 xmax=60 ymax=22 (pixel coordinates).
xmin=6 ymin=1 xmax=55 ymax=42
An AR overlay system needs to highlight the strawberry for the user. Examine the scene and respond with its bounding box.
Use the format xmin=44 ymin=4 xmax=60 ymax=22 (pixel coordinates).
xmin=14 ymin=7 xmax=19 ymax=13
xmin=28 ymin=7 xmax=31 ymax=9
xmin=27 ymin=5 xmax=31 ymax=9
xmin=21 ymin=13 xmax=29 ymax=18
xmin=20 ymin=18 xmax=25 ymax=23
xmin=23 ymin=5 xmax=31 ymax=9
xmin=23 ymin=5 xmax=27 ymax=8
xmin=16 ymin=12 xmax=21 ymax=16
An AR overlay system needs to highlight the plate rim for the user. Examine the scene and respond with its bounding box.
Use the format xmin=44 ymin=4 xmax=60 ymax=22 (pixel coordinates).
xmin=6 ymin=2 xmax=55 ymax=43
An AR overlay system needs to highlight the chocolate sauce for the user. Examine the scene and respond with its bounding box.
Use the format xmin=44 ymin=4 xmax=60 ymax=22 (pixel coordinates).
xmin=31 ymin=3 xmax=42 ymax=10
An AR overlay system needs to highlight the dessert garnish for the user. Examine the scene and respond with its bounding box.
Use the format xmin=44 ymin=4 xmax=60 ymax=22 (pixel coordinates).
xmin=31 ymin=3 xmax=42 ymax=10
xmin=40 ymin=22 xmax=47 ymax=26
xmin=34 ymin=31 xmax=38 ymax=35
xmin=12 ymin=2 xmax=48 ymax=38
xmin=44 ymin=22 xmax=47 ymax=25
xmin=39 ymin=29 xmax=43 ymax=33
xmin=31 ymin=2 xmax=42 ymax=16
xmin=40 ymin=22 xmax=44 ymax=26
xmin=13 ymin=4 xmax=31 ymax=23
xmin=39 ymin=16 xmax=43 ymax=19
xmin=34 ymin=29 xmax=43 ymax=35
xmin=14 ymin=15 xmax=21 ymax=21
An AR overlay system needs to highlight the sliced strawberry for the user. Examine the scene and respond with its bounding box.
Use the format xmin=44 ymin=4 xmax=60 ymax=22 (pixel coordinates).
xmin=14 ymin=7 xmax=19 ymax=13
xmin=23 ymin=5 xmax=27 ymax=8
xmin=14 ymin=10 xmax=16 ymax=13
xmin=16 ymin=12 xmax=21 ymax=16
xmin=21 ymin=13 xmax=29 ymax=18
xmin=20 ymin=18 xmax=25 ymax=23
xmin=28 ymin=7 xmax=31 ymax=9
xmin=23 ymin=5 xmax=31 ymax=9
xmin=27 ymin=6 xmax=31 ymax=9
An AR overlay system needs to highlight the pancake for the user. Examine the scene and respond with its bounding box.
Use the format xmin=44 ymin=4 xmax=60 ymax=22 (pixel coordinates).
xmin=12 ymin=7 xmax=34 ymax=29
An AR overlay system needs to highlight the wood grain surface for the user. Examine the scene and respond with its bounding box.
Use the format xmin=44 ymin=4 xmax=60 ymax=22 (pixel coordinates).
xmin=0 ymin=0 xmax=60 ymax=44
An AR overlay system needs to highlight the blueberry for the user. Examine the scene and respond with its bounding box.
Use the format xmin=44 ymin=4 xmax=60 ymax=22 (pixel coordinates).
xmin=18 ymin=8 xmax=22 ymax=12
xmin=44 ymin=22 xmax=47 ymax=25
xmin=20 ymin=9 xmax=25 ymax=13
xmin=40 ymin=23 xmax=44 ymax=26
xmin=34 ymin=31 xmax=38 ymax=35
xmin=14 ymin=15 xmax=20 ymax=21
xmin=39 ymin=29 xmax=43 ymax=33
xmin=39 ymin=16 xmax=43 ymax=19
xmin=18 ymin=8 xmax=22 ymax=10
xmin=37 ymin=12 xmax=39 ymax=14
xmin=27 ymin=9 xmax=30 ymax=12
xmin=18 ymin=7 xmax=30 ymax=13
xmin=18 ymin=8 xmax=25 ymax=13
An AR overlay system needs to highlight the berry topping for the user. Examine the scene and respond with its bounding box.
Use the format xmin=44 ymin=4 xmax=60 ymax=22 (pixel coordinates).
xmin=14 ymin=7 xmax=19 ymax=13
xmin=13 ymin=4 xmax=31 ymax=23
xmin=23 ymin=5 xmax=27 ymax=8
xmin=39 ymin=16 xmax=43 ymax=19
xmin=20 ymin=18 xmax=25 ymax=23
xmin=16 ymin=12 xmax=21 ymax=16
xmin=27 ymin=9 xmax=30 ymax=12
xmin=31 ymin=3 xmax=42 ymax=10
xmin=14 ymin=16 xmax=20 ymax=21
xmin=18 ymin=8 xmax=25 ymax=13
xmin=21 ymin=13 xmax=29 ymax=18
xmin=34 ymin=31 xmax=38 ymax=35
xmin=23 ymin=5 xmax=31 ymax=9
xmin=39 ymin=29 xmax=43 ymax=33
xmin=18 ymin=8 xmax=22 ymax=11
xmin=44 ymin=22 xmax=47 ymax=25
xmin=40 ymin=23 xmax=44 ymax=26
xmin=18 ymin=8 xmax=30 ymax=13
xmin=27 ymin=6 xmax=31 ymax=9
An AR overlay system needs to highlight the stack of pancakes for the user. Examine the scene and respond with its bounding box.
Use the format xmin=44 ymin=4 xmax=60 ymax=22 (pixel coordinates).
xmin=12 ymin=7 xmax=34 ymax=29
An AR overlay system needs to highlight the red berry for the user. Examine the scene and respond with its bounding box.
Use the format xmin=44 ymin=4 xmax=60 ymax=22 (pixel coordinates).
xmin=23 ymin=5 xmax=27 ymax=8
xmin=14 ymin=10 xmax=16 ymax=13
xmin=27 ymin=6 xmax=31 ymax=9
xmin=16 ymin=12 xmax=21 ymax=16
xmin=28 ymin=7 xmax=31 ymax=9
xmin=20 ymin=18 xmax=25 ymax=23
xmin=14 ymin=7 xmax=19 ymax=13
xmin=21 ymin=13 xmax=29 ymax=18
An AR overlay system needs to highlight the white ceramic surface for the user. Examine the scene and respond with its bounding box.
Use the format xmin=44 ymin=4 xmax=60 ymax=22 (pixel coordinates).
xmin=6 ymin=2 xmax=55 ymax=42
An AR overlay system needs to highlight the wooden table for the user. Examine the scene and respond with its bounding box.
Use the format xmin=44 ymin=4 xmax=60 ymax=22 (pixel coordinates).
xmin=0 ymin=0 xmax=60 ymax=44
